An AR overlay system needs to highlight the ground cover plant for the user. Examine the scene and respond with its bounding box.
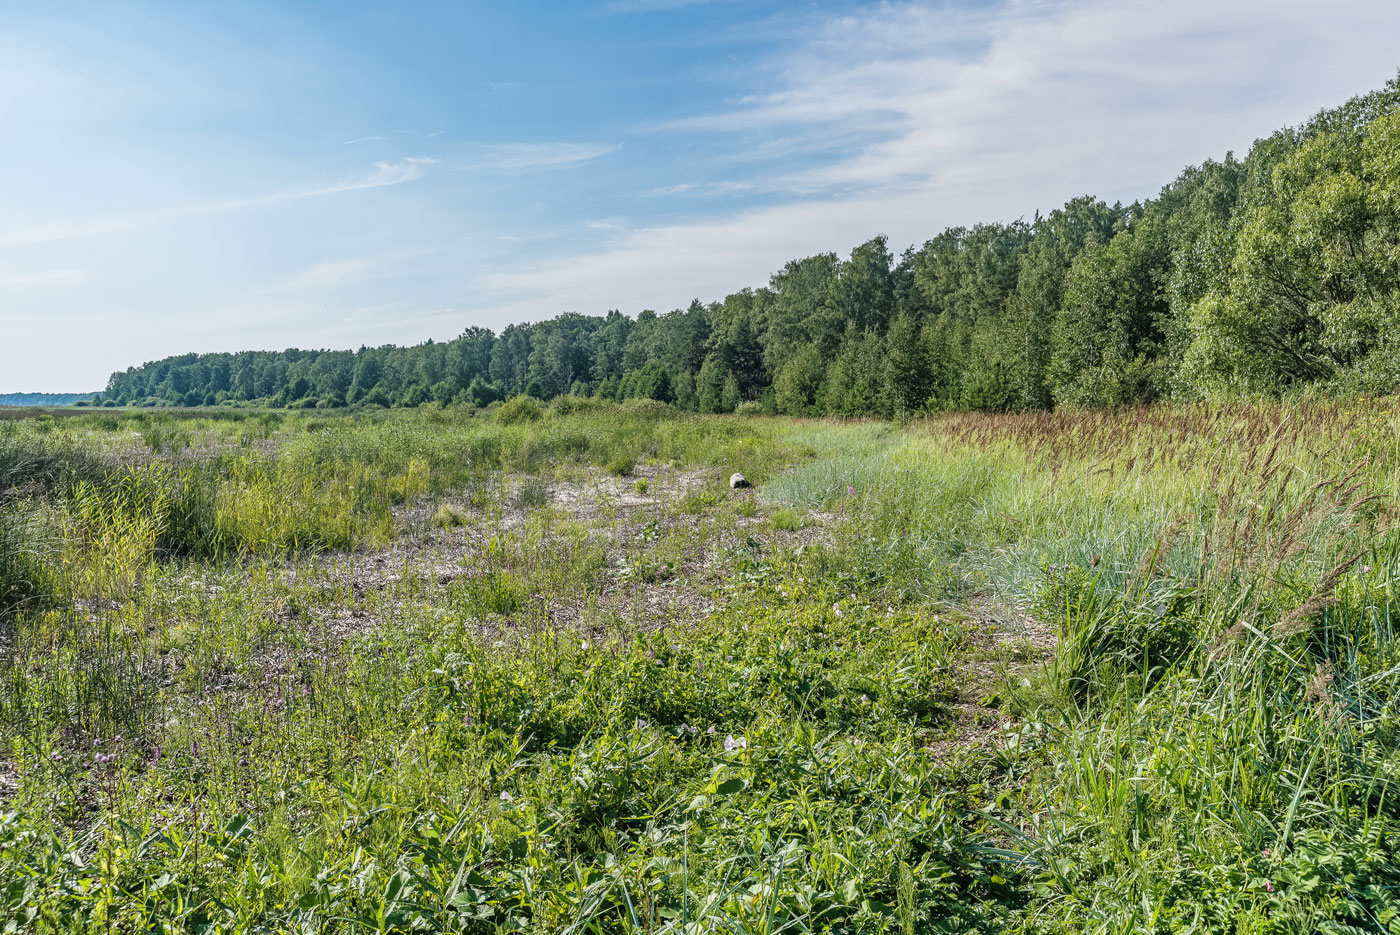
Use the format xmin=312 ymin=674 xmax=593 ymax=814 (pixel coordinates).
xmin=2 ymin=398 xmax=1400 ymax=932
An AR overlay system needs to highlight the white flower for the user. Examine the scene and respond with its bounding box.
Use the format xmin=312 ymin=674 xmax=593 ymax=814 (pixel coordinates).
xmin=499 ymin=791 xmax=513 ymax=803
xmin=724 ymin=734 xmax=748 ymax=752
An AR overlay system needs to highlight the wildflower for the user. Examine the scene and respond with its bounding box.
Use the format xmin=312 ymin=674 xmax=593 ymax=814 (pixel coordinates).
xmin=860 ymin=694 xmax=869 ymax=705
xmin=1264 ymin=880 xmax=1274 ymax=893
xmin=1261 ymin=848 xmax=1270 ymax=858
xmin=833 ymin=604 xmax=843 ymax=617
xmin=847 ymin=486 xmax=855 ymax=496
xmin=696 ymin=660 xmax=705 ymax=673
xmin=1363 ymin=564 xmax=1372 ymax=574
xmin=94 ymin=753 xmax=111 ymax=765
xmin=499 ymin=791 xmax=513 ymax=803
xmin=706 ymin=725 xmax=716 ymax=735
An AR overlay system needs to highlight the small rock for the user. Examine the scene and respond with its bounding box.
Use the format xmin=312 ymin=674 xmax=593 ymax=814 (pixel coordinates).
xmin=729 ymin=472 xmax=751 ymax=489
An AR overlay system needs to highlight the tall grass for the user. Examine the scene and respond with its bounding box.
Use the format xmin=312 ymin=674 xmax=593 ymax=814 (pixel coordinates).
xmin=4 ymin=400 xmax=1400 ymax=931
xmin=768 ymin=401 xmax=1400 ymax=930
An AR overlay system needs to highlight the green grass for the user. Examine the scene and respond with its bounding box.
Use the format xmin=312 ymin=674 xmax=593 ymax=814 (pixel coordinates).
xmin=431 ymin=503 xmax=470 ymax=529
xmin=2 ymin=399 xmax=1400 ymax=932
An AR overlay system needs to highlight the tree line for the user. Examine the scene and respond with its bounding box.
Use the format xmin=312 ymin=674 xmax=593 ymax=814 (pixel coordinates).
xmin=101 ymin=76 xmax=1400 ymax=415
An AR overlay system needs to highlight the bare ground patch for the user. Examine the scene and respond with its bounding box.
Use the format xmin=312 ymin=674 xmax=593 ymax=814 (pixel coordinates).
xmin=927 ymin=596 xmax=1057 ymax=761
xmin=257 ymin=465 xmax=832 ymax=649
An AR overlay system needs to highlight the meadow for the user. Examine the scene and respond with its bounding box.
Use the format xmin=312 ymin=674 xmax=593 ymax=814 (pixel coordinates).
xmin=2 ymin=398 xmax=1399 ymax=933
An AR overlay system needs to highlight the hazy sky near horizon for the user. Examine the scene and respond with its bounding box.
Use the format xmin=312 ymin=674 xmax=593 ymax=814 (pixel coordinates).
xmin=3 ymin=1 xmax=1400 ymax=392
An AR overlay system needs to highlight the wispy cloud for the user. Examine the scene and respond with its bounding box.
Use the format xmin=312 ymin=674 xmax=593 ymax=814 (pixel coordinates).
xmin=460 ymin=142 xmax=621 ymax=172
xmin=488 ymin=81 xmax=523 ymax=92
xmin=0 ymin=157 xmax=436 ymax=249
xmin=0 ymin=268 xmax=89 ymax=289
xmin=607 ymin=0 xmax=724 ymax=12
xmin=645 ymin=180 xmax=753 ymax=198
xmin=260 ymin=258 xmax=379 ymax=293
xmin=343 ymin=135 xmax=385 ymax=145
xmin=483 ymin=0 xmax=1400 ymax=320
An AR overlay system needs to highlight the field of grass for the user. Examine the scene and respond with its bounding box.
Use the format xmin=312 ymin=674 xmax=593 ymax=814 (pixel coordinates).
xmin=3 ymin=399 xmax=1400 ymax=932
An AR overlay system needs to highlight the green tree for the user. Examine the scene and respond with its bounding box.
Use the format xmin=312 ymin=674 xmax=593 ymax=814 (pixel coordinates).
xmin=885 ymin=313 xmax=930 ymax=419
xmin=773 ymin=344 xmax=825 ymax=415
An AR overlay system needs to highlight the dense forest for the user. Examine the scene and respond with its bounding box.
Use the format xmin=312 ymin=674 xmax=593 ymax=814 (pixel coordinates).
xmin=101 ymin=77 xmax=1400 ymax=415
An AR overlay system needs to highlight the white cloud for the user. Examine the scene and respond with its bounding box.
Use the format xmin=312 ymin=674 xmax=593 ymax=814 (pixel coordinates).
xmin=483 ymin=0 xmax=1400 ymax=319
xmin=0 ymin=268 xmax=89 ymax=289
xmin=460 ymin=142 xmax=622 ymax=171
xmin=645 ymin=180 xmax=754 ymax=197
xmin=261 ymin=258 xmax=379 ymax=293
xmin=0 ymin=157 xmax=436 ymax=249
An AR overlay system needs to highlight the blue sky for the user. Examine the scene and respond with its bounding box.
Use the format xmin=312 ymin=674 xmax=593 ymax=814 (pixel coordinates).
xmin=4 ymin=0 xmax=1400 ymax=392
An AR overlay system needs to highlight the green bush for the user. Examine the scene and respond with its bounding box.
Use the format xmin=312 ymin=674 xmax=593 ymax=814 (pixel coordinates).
xmin=496 ymin=395 xmax=544 ymax=425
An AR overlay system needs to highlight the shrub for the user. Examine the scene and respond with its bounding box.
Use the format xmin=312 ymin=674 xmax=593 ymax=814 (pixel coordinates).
xmin=735 ymin=401 xmax=764 ymax=416
xmin=606 ymin=455 xmax=635 ymax=477
xmin=496 ymin=395 xmax=544 ymax=425
xmin=550 ymin=395 xmax=606 ymax=417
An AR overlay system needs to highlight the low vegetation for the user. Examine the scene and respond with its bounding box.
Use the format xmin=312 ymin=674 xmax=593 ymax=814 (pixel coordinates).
xmin=2 ymin=399 xmax=1399 ymax=932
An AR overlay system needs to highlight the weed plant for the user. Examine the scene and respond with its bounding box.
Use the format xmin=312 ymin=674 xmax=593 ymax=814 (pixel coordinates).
xmin=2 ymin=400 xmax=1400 ymax=931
